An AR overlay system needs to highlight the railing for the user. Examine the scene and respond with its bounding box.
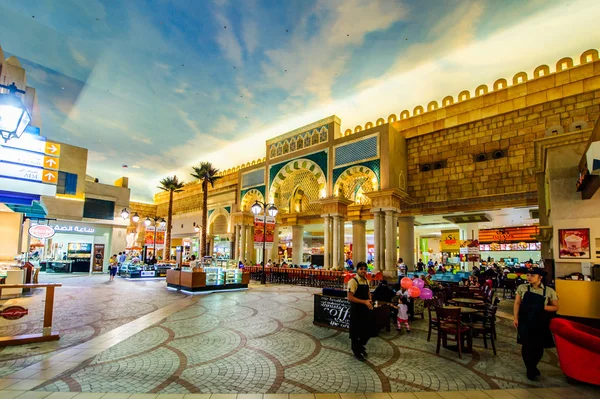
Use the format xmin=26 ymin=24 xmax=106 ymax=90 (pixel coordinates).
xmin=0 ymin=283 xmax=62 ymax=346
xmin=245 ymin=266 xmax=346 ymax=288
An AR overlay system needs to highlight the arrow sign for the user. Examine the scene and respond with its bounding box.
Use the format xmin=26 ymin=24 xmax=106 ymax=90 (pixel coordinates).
xmin=44 ymin=142 xmax=61 ymax=157
xmin=43 ymin=170 xmax=58 ymax=184
xmin=43 ymin=156 xmax=60 ymax=170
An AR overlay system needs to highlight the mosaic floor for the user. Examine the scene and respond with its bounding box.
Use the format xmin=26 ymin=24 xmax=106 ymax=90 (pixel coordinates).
xmin=1 ymin=278 xmax=599 ymax=397
xmin=0 ymin=274 xmax=186 ymax=376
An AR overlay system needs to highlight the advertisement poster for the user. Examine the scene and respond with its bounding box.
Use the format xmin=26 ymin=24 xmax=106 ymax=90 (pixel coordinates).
xmin=313 ymin=295 xmax=350 ymax=330
xmin=558 ymin=228 xmax=591 ymax=259
xmin=254 ymin=216 xmax=275 ymax=249
xmin=460 ymin=239 xmax=480 ymax=262
xmin=145 ymin=227 xmax=165 ymax=247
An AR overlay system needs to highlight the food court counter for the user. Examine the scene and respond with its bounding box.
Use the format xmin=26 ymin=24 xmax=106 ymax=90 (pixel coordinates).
xmin=556 ymin=279 xmax=600 ymax=319
xmin=167 ymin=267 xmax=250 ymax=292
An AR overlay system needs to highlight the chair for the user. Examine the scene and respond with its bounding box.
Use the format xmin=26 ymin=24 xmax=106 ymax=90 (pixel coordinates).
xmin=426 ymin=295 xmax=445 ymax=341
xmin=550 ymin=318 xmax=600 ymax=385
xmin=413 ymin=298 xmax=425 ymax=319
xmin=503 ymin=278 xmax=517 ymax=299
xmin=33 ymin=268 xmax=40 ymax=284
xmin=471 ymin=304 xmax=497 ymax=355
xmin=435 ymin=306 xmax=472 ymax=359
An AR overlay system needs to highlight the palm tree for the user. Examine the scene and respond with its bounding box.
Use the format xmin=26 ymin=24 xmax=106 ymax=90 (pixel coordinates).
xmin=158 ymin=176 xmax=185 ymax=261
xmin=190 ymin=162 xmax=222 ymax=257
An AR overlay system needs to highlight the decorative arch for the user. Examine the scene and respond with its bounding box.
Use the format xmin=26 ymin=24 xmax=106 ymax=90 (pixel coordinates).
xmin=475 ymin=85 xmax=488 ymax=96
xmin=376 ymin=118 xmax=385 ymax=126
xmin=534 ymin=65 xmax=550 ymax=78
xmin=333 ymin=165 xmax=379 ymax=205
xmin=400 ymin=110 xmax=410 ymax=120
xmin=207 ymin=207 xmax=231 ymax=234
xmin=493 ymin=78 xmax=507 ymax=91
xmin=513 ymin=72 xmax=528 ymax=85
xmin=442 ymin=96 xmax=454 ymax=106
xmin=269 ymin=158 xmax=327 ymax=212
xmin=387 ymin=114 xmax=397 ymax=123
xmin=241 ymin=188 xmax=265 ymax=212
xmin=364 ymin=121 xmax=374 ymax=129
xmin=556 ymin=57 xmax=573 ymax=72
xmin=427 ymin=101 xmax=438 ymax=112
xmin=581 ymin=49 xmax=599 ymax=64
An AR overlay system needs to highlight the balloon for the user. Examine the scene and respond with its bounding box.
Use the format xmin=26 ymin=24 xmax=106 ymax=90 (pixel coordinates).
xmin=408 ymin=286 xmax=421 ymax=298
xmin=400 ymin=277 xmax=413 ymax=289
xmin=412 ymin=278 xmax=425 ymax=289
xmin=420 ymin=288 xmax=433 ymax=300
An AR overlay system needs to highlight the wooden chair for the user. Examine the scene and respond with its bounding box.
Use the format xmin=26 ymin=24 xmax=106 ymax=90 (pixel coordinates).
xmin=426 ymin=295 xmax=445 ymax=341
xmin=435 ymin=306 xmax=472 ymax=359
xmin=471 ymin=303 xmax=497 ymax=355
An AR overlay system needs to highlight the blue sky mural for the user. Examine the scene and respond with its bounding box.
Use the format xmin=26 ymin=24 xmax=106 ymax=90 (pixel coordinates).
xmin=0 ymin=0 xmax=599 ymax=201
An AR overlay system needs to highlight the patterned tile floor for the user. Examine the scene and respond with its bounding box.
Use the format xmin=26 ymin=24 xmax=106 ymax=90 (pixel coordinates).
xmin=1 ymin=277 xmax=599 ymax=397
xmin=0 ymin=274 xmax=187 ymax=377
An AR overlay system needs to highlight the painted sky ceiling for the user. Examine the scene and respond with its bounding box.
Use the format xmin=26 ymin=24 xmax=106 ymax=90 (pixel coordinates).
xmin=0 ymin=0 xmax=599 ymax=202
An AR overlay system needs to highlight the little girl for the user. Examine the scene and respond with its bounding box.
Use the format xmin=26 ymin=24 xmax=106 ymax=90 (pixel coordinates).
xmin=395 ymin=296 xmax=411 ymax=332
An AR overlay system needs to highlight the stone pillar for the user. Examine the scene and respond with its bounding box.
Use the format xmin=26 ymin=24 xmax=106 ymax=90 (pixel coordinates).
xmin=246 ymin=225 xmax=254 ymax=263
xmin=373 ymin=211 xmax=382 ymax=272
xmin=352 ymin=220 xmax=366 ymax=263
xmin=385 ymin=210 xmax=397 ymax=273
xmin=332 ymin=216 xmax=340 ymax=269
xmin=398 ymin=216 xmax=415 ymax=271
xmin=292 ymin=225 xmax=304 ymax=266
xmin=460 ymin=223 xmax=479 ymax=271
xmin=323 ymin=215 xmax=331 ymax=269
xmin=233 ymin=225 xmax=239 ymax=261
xmin=240 ymin=224 xmax=247 ymax=261
xmin=270 ymin=227 xmax=280 ymax=263
xmin=339 ymin=216 xmax=346 ymax=266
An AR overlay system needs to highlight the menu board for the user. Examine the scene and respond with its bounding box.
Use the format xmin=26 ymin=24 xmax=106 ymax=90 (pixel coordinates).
xmin=313 ymin=294 xmax=350 ymax=330
xmin=479 ymin=243 xmax=541 ymax=251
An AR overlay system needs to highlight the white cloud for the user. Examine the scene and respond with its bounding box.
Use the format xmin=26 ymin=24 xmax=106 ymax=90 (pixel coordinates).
xmin=242 ymin=19 xmax=259 ymax=54
xmin=131 ymin=136 xmax=153 ymax=145
xmin=214 ymin=11 xmax=243 ymax=67
xmin=261 ymin=0 xmax=407 ymax=102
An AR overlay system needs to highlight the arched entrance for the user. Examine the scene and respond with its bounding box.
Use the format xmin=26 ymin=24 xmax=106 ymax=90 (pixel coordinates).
xmin=333 ymin=165 xmax=379 ymax=205
xmin=269 ymin=158 xmax=326 ymax=213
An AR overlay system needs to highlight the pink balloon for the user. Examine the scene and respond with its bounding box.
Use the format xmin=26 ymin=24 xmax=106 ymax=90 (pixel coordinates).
xmin=400 ymin=277 xmax=413 ymax=289
xmin=412 ymin=278 xmax=425 ymax=289
xmin=419 ymin=288 xmax=433 ymax=300
xmin=408 ymin=286 xmax=421 ymax=298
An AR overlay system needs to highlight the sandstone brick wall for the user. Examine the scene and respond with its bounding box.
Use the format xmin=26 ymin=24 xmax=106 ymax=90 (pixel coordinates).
xmin=406 ymin=90 xmax=600 ymax=208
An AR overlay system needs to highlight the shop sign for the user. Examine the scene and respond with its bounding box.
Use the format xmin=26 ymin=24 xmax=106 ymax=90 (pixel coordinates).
xmin=52 ymin=224 xmax=96 ymax=234
xmin=29 ymin=224 xmax=55 ymax=239
xmin=441 ymin=230 xmax=460 ymax=251
xmin=459 ymin=239 xmax=480 ymax=255
xmin=313 ymin=295 xmax=350 ymax=330
xmin=0 ymin=306 xmax=29 ymax=320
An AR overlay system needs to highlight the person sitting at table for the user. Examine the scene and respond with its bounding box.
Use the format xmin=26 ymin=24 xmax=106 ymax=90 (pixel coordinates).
xmin=373 ymin=280 xmax=395 ymax=303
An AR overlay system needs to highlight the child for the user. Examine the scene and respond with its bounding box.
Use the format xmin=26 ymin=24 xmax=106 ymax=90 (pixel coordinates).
xmin=395 ymin=296 xmax=411 ymax=333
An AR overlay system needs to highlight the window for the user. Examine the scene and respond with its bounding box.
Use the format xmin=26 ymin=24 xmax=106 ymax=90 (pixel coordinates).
xmin=83 ymin=198 xmax=115 ymax=220
xmin=57 ymin=172 xmax=78 ymax=195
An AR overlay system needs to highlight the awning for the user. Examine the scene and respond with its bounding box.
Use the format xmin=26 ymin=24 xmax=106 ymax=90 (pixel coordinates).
xmin=4 ymin=200 xmax=47 ymax=219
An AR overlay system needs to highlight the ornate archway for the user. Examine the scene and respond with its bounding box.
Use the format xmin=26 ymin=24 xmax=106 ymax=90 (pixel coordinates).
xmin=208 ymin=207 xmax=231 ymax=234
xmin=333 ymin=165 xmax=379 ymax=205
xmin=269 ymin=158 xmax=326 ymax=213
xmin=240 ymin=189 xmax=265 ymax=212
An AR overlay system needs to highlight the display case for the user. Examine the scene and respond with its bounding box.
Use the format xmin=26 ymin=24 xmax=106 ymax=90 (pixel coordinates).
xmin=205 ymin=267 xmax=225 ymax=286
xmin=167 ymin=262 xmax=250 ymax=292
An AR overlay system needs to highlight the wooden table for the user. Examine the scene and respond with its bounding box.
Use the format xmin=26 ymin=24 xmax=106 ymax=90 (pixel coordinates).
xmin=450 ymin=298 xmax=484 ymax=306
xmin=443 ymin=305 xmax=478 ymax=314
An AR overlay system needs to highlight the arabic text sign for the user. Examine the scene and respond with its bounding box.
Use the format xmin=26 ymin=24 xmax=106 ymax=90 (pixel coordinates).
xmin=1 ymin=134 xmax=61 ymax=157
xmin=52 ymin=224 xmax=96 ymax=234
xmin=0 ymin=162 xmax=58 ymax=185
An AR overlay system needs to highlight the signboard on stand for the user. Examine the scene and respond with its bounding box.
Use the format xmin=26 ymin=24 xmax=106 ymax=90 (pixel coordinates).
xmin=460 ymin=239 xmax=481 ymax=262
xmin=254 ymin=216 xmax=275 ymax=249
xmin=313 ymin=295 xmax=350 ymax=330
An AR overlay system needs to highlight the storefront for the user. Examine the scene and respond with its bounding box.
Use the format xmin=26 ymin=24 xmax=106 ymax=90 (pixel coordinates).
xmin=212 ymin=235 xmax=231 ymax=259
xmin=478 ymin=227 xmax=541 ymax=266
xmin=31 ymin=221 xmax=114 ymax=273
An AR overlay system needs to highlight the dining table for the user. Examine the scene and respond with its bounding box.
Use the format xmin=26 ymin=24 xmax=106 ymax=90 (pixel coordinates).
xmin=441 ymin=305 xmax=478 ymax=353
xmin=450 ymin=298 xmax=484 ymax=307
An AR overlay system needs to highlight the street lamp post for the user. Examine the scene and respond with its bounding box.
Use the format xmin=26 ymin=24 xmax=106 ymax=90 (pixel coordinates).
xmin=251 ymin=200 xmax=278 ymax=285
xmin=144 ymin=216 xmax=166 ymax=259
xmin=0 ymin=82 xmax=31 ymax=142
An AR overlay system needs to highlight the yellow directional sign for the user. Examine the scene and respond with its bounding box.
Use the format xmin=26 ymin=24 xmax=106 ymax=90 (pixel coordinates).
xmin=42 ymin=170 xmax=58 ymax=184
xmin=43 ymin=156 xmax=59 ymax=170
xmin=45 ymin=142 xmax=61 ymax=157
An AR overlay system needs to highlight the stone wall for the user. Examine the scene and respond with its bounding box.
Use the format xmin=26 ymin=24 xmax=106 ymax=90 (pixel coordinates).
xmin=405 ymin=89 xmax=600 ymax=213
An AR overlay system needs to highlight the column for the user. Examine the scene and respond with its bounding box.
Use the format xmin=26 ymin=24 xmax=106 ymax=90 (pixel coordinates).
xmin=240 ymin=224 xmax=247 ymax=261
xmin=292 ymin=225 xmax=304 ymax=266
xmin=460 ymin=223 xmax=479 ymax=271
xmin=398 ymin=216 xmax=415 ymax=270
xmin=233 ymin=225 xmax=239 ymax=261
xmin=270 ymin=227 xmax=280 ymax=263
xmin=352 ymin=220 xmax=366 ymax=263
xmin=373 ymin=211 xmax=382 ymax=272
xmin=323 ymin=216 xmax=331 ymax=269
xmin=246 ymin=225 xmax=254 ymax=263
xmin=339 ymin=217 xmax=346 ymax=267
xmin=332 ymin=216 xmax=340 ymax=269
xmin=385 ymin=210 xmax=397 ymax=272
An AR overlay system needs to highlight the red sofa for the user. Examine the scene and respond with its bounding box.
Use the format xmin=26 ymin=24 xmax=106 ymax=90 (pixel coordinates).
xmin=550 ymin=318 xmax=600 ymax=385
